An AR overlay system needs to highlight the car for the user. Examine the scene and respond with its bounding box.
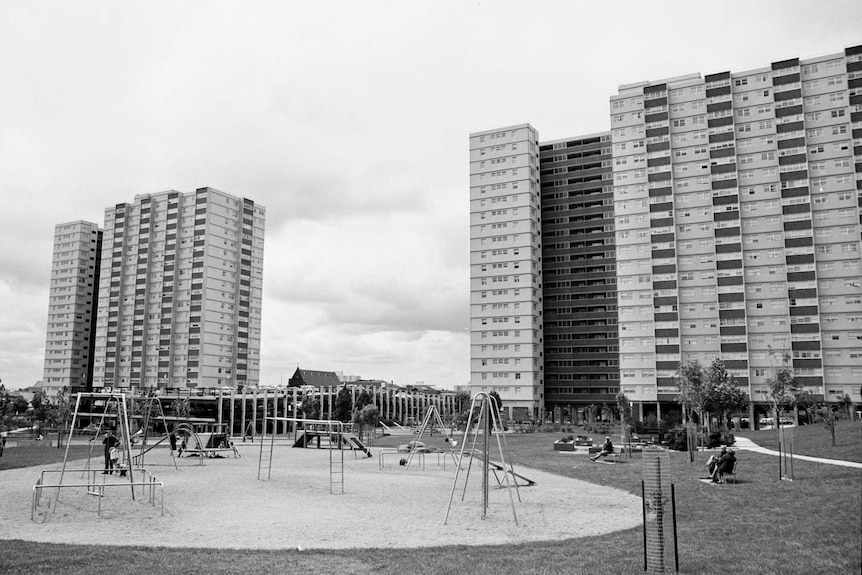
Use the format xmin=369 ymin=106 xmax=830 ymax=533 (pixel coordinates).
xmin=80 ymin=423 xmax=101 ymax=435
xmin=397 ymin=440 xmax=433 ymax=453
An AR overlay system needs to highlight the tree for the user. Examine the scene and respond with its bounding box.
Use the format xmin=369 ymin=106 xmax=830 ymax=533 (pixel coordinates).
xmin=837 ymin=393 xmax=854 ymax=421
xmin=0 ymin=384 xmax=7 ymax=420
xmin=812 ymin=404 xmax=840 ymax=447
xmin=352 ymin=404 xmax=379 ymax=444
xmin=704 ymin=359 xmax=749 ymax=438
xmin=12 ymin=396 xmax=29 ymax=415
xmin=302 ymin=393 xmax=321 ymax=420
xmin=765 ymin=350 xmax=803 ymax=424
xmin=676 ymin=360 xmax=711 ymax=433
xmin=32 ymin=390 xmax=49 ymax=430
xmin=334 ymin=386 xmax=353 ymax=423
xmin=586 ymin=404 xmax=598 ymax=426
xmin=454 ymin=391 xmax=470 ymax=413
xmin=616 ymin=391 xmax=633 ymax=443
xmin=600 ymin=403 xmax=613 ymax=422
xmin=354 ymin=389 xmax=373 ymax=412
xmin=170 ymin=398 xmax=191 ymax=426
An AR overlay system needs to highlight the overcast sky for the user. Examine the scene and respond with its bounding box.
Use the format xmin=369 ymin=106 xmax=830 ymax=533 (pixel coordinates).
xmin=1 ymin=1 xmax=860 ymax=391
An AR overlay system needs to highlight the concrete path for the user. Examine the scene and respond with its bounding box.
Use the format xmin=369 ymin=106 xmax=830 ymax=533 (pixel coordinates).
xmin=733 ymin=436 xmax=862 ymax=469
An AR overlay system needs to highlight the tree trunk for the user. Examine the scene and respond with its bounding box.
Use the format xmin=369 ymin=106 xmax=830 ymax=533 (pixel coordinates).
xmin=830 ymin=424 xmax=836 ymax=447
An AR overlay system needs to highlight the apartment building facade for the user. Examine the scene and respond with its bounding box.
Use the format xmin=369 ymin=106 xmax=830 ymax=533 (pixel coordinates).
xmin=610 ymin=44 xmax=862 ymax=415
xmin=91 ymin=187 xmax=265 ymax=391
xmin=472 ymin=44 xmax=862 ymax=419
xmin=469 ymin=124 xmax=545 ymax=420
xmin=539 ymin=134 xmax=620 ymax=420
xmin=42 ymin=221 xmax=103 ymax=390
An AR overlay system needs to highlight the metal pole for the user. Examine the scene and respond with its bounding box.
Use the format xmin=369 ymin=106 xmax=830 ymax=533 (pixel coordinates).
xmin=642 ymin=480 xmax=647 ymax=572
xmin=671 ymin=483 xmax=679 ymax=572
xmin=778 ymin=433 xmax=784 ymax=481
xmin=482 ymin=396 xmax=488 ymax=519
xmin=788 ymin=435 xmax=794 ymax=480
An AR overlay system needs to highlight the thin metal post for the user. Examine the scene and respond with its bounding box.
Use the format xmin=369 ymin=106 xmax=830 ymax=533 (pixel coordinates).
xmin=482 ymin=398 xmax=489 ymax=518
xmin=671 ymin=483 xmax=679 ymax=572
xmin=642 ymin=480 xmax=647 ymax=572
xmin=788 ymin=435 xmax=794 ymax=480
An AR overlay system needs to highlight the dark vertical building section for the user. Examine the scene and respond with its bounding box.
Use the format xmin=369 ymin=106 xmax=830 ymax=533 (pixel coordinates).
xmin=540 ymin=133 xmax=619 ymax=420
xmin=236 ymin=197 xmax=256 ymax=387
xmin=84 ymin=229 xmax=103 ymax=389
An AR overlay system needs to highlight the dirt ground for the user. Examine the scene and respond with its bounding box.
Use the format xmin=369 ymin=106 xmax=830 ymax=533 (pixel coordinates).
xmin=0 ymin=442 xmax=642 ymax=550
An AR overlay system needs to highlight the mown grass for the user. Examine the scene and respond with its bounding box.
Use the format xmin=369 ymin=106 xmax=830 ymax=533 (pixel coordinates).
xmin=737 ymin=419 xmax=862 ymax=463
xmin=1 ymin=428 xmax=860 ymax=575
xmin=0 ymin=442 xmax=92 ymax=471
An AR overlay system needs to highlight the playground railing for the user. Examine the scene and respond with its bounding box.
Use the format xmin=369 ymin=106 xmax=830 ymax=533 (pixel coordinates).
xmin=32 ymin=467 xmax=165 ymax=521
xmin=377 ymin=448 xmax=454 ymax=471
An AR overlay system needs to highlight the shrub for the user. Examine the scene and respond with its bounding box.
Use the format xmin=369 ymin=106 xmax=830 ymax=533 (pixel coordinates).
xmin=664 ymin=428 xmax=687 ymax=451
xmin=706 ymin=431 xmax=722 ymax=449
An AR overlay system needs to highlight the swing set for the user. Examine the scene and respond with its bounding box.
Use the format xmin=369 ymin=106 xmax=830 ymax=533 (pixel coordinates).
xmin=30 ymin=392 xmax=165 ymax=521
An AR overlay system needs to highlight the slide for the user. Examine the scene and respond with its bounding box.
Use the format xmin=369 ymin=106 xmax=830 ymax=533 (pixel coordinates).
xmin=345 ymin=434 xmax=373 ymax=458
xmin=293 ymin=431 xmax=313 ymax=448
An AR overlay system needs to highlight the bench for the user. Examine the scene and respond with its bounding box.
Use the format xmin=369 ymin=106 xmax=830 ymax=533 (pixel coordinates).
xmin=718 ymin=459 xmax=738 ymax=484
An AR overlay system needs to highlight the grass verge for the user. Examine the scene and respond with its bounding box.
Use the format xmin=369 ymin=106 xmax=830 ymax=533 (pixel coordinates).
xmin=0 ymin=443 xmax=92 ymax=471
xmin=737 ymin=419 xmax=862 ymax=463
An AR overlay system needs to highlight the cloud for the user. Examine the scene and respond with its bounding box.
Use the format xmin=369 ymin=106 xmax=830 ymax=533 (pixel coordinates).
xmin=3 ymin=1 xmax=862 ymax=392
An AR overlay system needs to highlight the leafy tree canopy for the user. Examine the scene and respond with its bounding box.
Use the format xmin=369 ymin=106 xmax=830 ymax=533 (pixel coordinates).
xmin=334 ymin=386 xmax=353 ymax=423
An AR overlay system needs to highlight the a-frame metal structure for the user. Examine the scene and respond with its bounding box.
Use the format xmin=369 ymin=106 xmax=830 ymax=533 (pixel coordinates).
xmin=444 ymin=392 xmax=520 ymax=525
xmin=58 ymin=392 xmax=137 ymax=502
xmin=133 ymin=395 xmax=178 ymax=469
xmin=258 ymin=417 xmax=345 ymax=494
xmin=405 ymin=404 xmax=459 ymax=470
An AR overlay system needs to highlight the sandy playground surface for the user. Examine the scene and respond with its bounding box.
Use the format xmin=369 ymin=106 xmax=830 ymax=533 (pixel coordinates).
xmin=0 ymin=441 xmax=642 ymax=550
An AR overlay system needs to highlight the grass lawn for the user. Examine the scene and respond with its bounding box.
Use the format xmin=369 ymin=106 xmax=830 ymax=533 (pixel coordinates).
xmin=1 ymin=430 xmax=860 ymax=575
xmin=0 ymin=442 xmax=92 ymax=472
xmin=737 ymin=419 xmax=862 ymax=463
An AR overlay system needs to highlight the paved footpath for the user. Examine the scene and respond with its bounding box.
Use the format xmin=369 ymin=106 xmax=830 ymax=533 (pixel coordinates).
xmin=733 ymin=436 xmax=862 ymax=469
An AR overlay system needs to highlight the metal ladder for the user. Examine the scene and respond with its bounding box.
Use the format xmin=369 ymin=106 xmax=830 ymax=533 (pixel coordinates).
xmin=258 ymin=430 xmax=275 ymax=480
xmin=329 ymin=423 xmax=344 ymax=494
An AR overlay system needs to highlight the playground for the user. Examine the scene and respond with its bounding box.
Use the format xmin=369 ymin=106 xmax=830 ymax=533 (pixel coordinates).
xmin=3 ymin=439 xmax=641 ymax=549
xmin=1 ymin=408 xmax=859 ymax=574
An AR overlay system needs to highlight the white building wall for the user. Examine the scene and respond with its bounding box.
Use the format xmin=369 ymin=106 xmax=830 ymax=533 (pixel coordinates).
xmin=469 ymin=124 xmax=544 ymax=418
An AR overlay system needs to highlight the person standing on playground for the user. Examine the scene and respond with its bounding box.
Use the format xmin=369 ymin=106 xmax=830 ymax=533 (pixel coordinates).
xmin=102 ymin=430 xmax=120 ymax=474
xmin=169 ymin=430 xmax=177 ymax=455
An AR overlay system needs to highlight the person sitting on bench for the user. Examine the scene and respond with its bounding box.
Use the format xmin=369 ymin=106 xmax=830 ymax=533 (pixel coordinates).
xmin=712 ymin=448 xmax=736 ymax=483
xmin=591 ymin=436 xmax=615 ymax=462
xmin=706 ymin=447 xmax=726 ymax=477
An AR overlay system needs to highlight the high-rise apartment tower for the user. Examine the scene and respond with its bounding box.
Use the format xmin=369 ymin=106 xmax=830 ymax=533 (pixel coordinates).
xmin=539 ymin=133 xmax=619 ymax=420
xmin=469 ymin=125 xmax=544 ymax=420
xmin=92 ymin=187 xmax=265 ymax=391
xmin=610 ymin=45 xmax=862 ymax=417
xmin=471 ymin=44 xmax=862 ymax=419
xmin=42 ymin=221 xmax=103 ymax=390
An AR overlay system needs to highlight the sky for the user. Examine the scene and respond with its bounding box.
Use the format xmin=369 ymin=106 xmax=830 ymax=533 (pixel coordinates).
xmin=1 ymin=1 xmax=861 ymax=391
